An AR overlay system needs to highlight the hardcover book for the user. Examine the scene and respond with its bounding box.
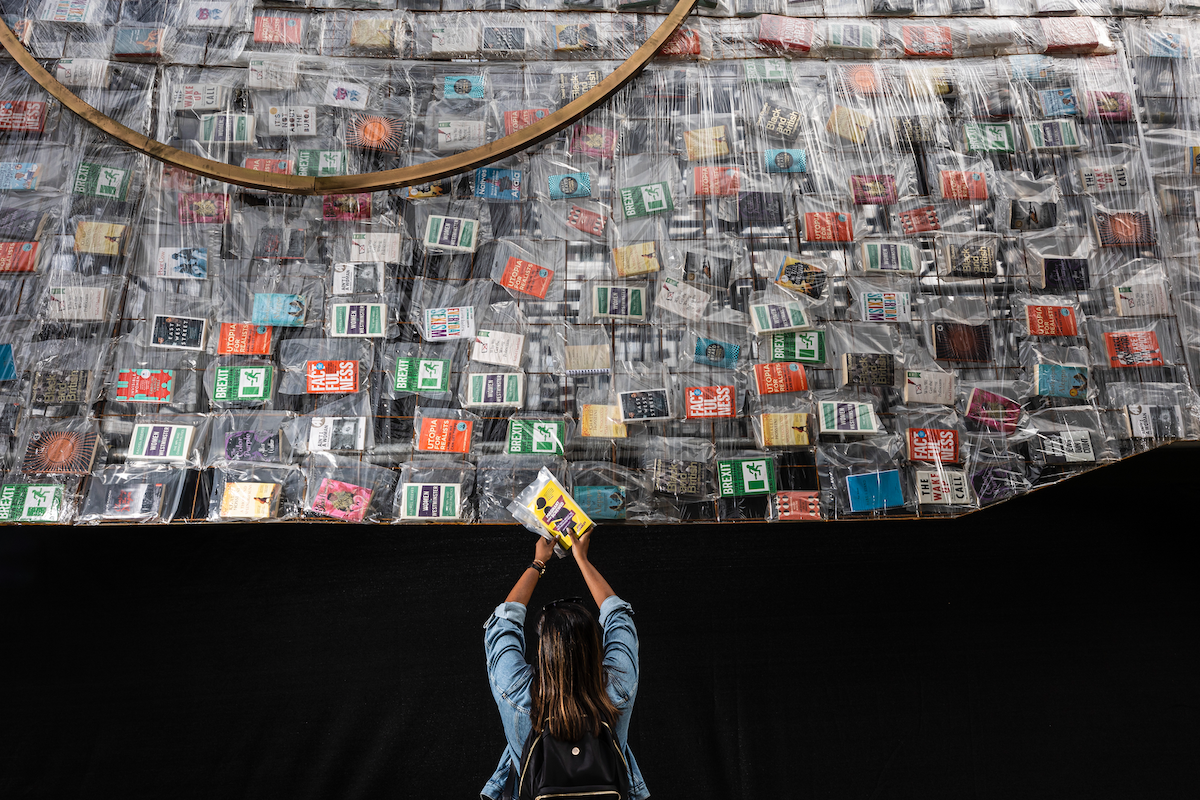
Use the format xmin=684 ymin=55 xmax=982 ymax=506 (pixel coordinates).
xmin=861 ymin=241 xmax=917 ymax=273
xmin=308 ymin=416 xmax=367 ymax=452
xmin=750 ymin=303 xmax=810 ymax=335
xmin=964 ymin=388 xmax=1022 ymax=433
xmin=424 ymin=215 xmax=479 ymax=253
xmin=115 ymin=369 xmax=174 ymax=403
xmin=931 ymin=322 xmax=991 ymax=362
xmin=1103 ymin=330 xmax=1164 ymax=367
xmin=217 ymin=324 xmax=272 ymax=356
xmin=1026 ymin=305 xmax=1079 ymax=336
xmin=717 ymin=458 xmax=777 ymax=498
xmin=574 ymin=486 xmax=627 ymax=521
xmin=330 ymin=303 xmax=386 ymax=337
xmin=394 ymin=358 xmax=451 ymax=393
xmin=908 ymin=428 xmax=960 ymax=462
xmin=219 ymin=482 xmax=281 ymax=520
xmin=592 ymin=285 xmax=646 ymax=320
xmin=1037 ymin=257 xmax=1090 ymax=291
xmin=768 ymin=331 xmax=826 ymax=364
xmin=399 ymin=483 xmax=461 ymax=520
xmin=74 ymin=222 xmax=126 ymax=255
xmin=580 ymin=405 xmax=627 ymax=438
xmin=346 ymin=114 xmax=406 ymax=153
xmin=306 ymin=361 xmax=358 ymax=394
xmin=423 ymin=307 xmax=475 ymax=341
xmin=471 ymin=330 xmax=525 ymax=368
xmin=618 ymin=389 xmax=671 ymax=421
xmin=129 ymin=424 xmax=194 ymax=462
xmin=506 ymin=420 xmax=566 ymax=454
xmin=31 ymin=370 xmax=91 ymax=408
xmin=613 ymin=243 xmax=661 ymax=278
xmin=859 ymin=292 xmax=912 ymax=323
xmin=841 ymin=353 xmax=895 ymax=387
xmin=332 ymin=262 xmax=386 ymax=294
xmin=817 ymin=401 xmax=881 ymax=435
xmin=684 ymin=386 xmax=737 ymax=419
xmin=682 ymin=126 xmax=731 ymax=160
xmin=903 ymin=370 xmax=954 ymax=405
xmin=915 ymin=469 xmax=971 ymax=505
xmin=22 ymin=430 xmax=98 ymax=475
xmin=1093 ymin=211 xmax=1155 ymax=247
xmin=213 ymin=366 xmax=272 ymax=402
xmin=0 ymin=242 xmax=39 ymax=273
xmin=311 ymin=479 xmax=372 ymax=522
xmin=753 ymin=363 xmax=808 ymax=395
xmin=777 ymin=490 xmax=821 ymax=521
xmin=618 ymin=182 xmax=674 ymax=219
xmin=156 ymin=247 xmax=207 ymax=279
xmin=416 ymin=417 xmax=472 ymax=453
xmin=942 ymin=242 xmax=997 ymax=278
xmin=963 ymin=122 xmax=1016 ymax=153
xmin=846 ymin=470 xmax=905 ymax=513
xmin=566 ymin=205 xmax=606 ymax=237
xmin=224 ymin=429 xmax=280 ymax=462
xmin=651 ymin=459 xmax=707 ymax=497
xmin=499 ymin=258 xmax=554 ymax=299
xmin=939 ymin=170 xmax=988 ymax=201
xmin=465 ymin=373 xmax=524 ymax=408
xmin=1125 ymin=404 xmax=1183 ymax=438
xmin=251 ymin=294 xmax=306 ymax=328
xmin=1040 ymin=430 xmax=1096 ymax=463
xmin=760 ymin=413 xmax=811 ymax=446
xmin=102 ymin=482 xmax=165 ymax=521
xmin=1113 ymin=283 xmax=1169 ymax=317
xmin=775 ymin=258 xmax=827 ymax=299
xmin=0 ymin=484 xmax=64 ymax=522
xmin=804 ymin=212 xmax=854 ymax=243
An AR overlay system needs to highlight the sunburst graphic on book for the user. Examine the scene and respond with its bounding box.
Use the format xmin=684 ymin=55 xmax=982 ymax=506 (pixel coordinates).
xmin=346 ymin=114 xmax=405 ymax=152
xmin=22 ymin=430 xmax=98 ymax=475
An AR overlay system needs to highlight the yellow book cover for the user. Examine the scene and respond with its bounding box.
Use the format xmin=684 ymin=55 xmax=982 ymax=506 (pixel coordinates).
xmin=350 ymin=19 xmax=394 ymax=49
xmin=525 ymin=478 xmax=595 ymax=549
xmin=824 ymin=106 xmax=873 ymax=144
xmin=580 ymin=404 xmax=627 ymax=438
xmin=683 ymin=125 xmax=731 ymax=160
xmin=74 ymin=221 xmax=126 ymax=255
xmin=761 ymin=413 xmax=810 ymax=447
xmin=613 ymin=242 xmax=660 ymax=277
xmin=220 ymin=482 xmax=280 ymax=519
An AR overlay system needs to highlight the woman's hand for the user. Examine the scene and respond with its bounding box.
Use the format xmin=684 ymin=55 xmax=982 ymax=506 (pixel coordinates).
xmin=534 ymin=535 xmax=555 ymax=565
xmin=571 ymin=529 xmax=591 ymax=565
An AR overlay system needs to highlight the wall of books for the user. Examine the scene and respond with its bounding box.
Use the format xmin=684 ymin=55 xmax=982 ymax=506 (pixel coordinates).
xmin=1 ymin=0 xmax=1199 ymax=525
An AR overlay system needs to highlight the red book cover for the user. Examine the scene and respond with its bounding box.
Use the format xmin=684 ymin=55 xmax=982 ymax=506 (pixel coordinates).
xmin=244 ymin=158 xmax=293 ymax=174
xmin=907 ymin=428 xmax=959 ymax=463
xmin=777 ymin=490 xmax=821 ymax=520
xmin=804 ymin=212 xmax=854 ymax=243
xmin=1103 ymin=330 xmax=1164 ymax=367
xmin=684 ymin=385 xmax=736 ymax=419
xmin=902 ymin=25 xmax=953 ymax=57
xmin=1041 ymin=18 xmax=1100 ymax=54
xmin=1026 ymin=305 xmax=1078 ymax=336
xmin=254 ymin=16 xmax=303 ymax=44
xmin=217 ymin=323 xmax=273 ymax=355
xmin=499 ymin=258 xmax=554 ymax=299
xmin=178 ymin=193 xmax=229 ymax=225
xmin=0 ymin=100 xmax=47 ymax=132
xmin=417 ymin=417 xmax=472 ymax=453
xmin=306 ymin=360 xmax=359 ymax=393
xmin=503 ymin=109 xmax=549 ymax=135
xmin=758 ymin=16 xmax=814 ymax=52
xmin=753 ymin=363 xmax=808 ymax=395
xmin=939 ymin=171 xmax=988 ymax=201
xmin=694 ymin=166 xmax=741 ymax=197
xmin=323 ymin=193 xmax=371 ymax=221
xmin=659 ymin=28 xmax=701 ymax=57
xmin=0 ymin=241 xmax=38 ymax=273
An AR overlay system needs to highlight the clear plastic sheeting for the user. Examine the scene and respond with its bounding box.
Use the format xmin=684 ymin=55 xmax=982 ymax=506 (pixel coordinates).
xmin=2 ymin=1 xmax=1200 ymax=524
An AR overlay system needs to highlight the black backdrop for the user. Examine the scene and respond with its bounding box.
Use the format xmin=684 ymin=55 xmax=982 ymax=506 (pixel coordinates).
xmin=1 ymin=446 xmax=1195 ymax=800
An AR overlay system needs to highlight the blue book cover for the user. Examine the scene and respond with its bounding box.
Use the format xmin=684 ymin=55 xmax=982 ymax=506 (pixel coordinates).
xmin=252 ymin=293 xmax=306 ymax=327
xmin=693 ymin=337 xmax=741 ymax=368
xmin=548 ymin=172 xmax=591 ymax=200
xmin=574 ymin=485 xmax=627 ymax=520
xmin=0 ymin=343 xmax=15 ymax=381
xmin=444 ymin=75 xmax=485 ymax=100
xmin=765 ymin=149 xmax=807 ymax=174
xmin=846 ymin=470 xmax=904 ymax=513
xmin=474 ymin=168 xmax=522 ymax=201
xmin=1038 ymin=88 xmax=1077 ymax=117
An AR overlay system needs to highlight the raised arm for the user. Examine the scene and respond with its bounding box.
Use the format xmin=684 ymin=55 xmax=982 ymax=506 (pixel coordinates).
xmin=505 ymin=535 xmax=557 ymax=605
xmin=571 ymin=530 xmax=615 ymax=608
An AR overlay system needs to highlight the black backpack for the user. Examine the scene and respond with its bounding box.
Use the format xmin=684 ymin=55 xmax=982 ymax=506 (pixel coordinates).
xmin=517 ymin=721 xmax=630 ymax=800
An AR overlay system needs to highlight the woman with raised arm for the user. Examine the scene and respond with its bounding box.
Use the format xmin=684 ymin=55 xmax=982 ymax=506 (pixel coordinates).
xmin=481 ymin=530 xmax=648 ymax=800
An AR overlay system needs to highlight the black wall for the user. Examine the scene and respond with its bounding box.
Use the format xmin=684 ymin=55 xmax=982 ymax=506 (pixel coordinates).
xmin=1 ymin=446 xmax=1195 ymax=799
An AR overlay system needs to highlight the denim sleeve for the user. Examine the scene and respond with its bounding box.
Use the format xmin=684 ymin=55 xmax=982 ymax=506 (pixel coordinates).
xmin=483 ymin=602 xmax=534 ymax=758
xmin=598 ymin=595 xmax=639 ymax=709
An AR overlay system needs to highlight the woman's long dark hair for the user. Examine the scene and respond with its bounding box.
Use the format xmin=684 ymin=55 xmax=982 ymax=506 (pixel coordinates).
xmin=530 ymin=602 xmax=620 ymax=741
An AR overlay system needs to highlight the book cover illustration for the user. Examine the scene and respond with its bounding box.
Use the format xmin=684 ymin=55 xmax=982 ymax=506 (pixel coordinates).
xmin=220 ymin=482 xmax=281 ymax=520
xmin=323 ymin=80 xmax=369 ymax=110
xmin=46 ymin=287 xmax=108 ymax=322
xmin=217 ymin=324 xmax=272 ymax=355
xmin=506 ymin=420 xmax=566 ymax=454
xmin=618 ymin=389 xmax=671 ymax=421
xmin=1039 ymin=257 xmax=1090 ymax=291
xmin=963 ymin=122 xmax=1016 ymax=153
xmin=564 ymin=344 xmax=609 ymax=376
xmin=213 ymin=366 xmax=272 ymax=402
xmin=760 ymin=412 xmax=811 ymax=446
xmin=750 ymin=303 xmax=810 ymax=335
xmin=825 ymin=106 xmax=873 ymax=144
xmin=932 ymin=322 xmax=992 ymax=362
xmin=524 ymin=479 xmax=595 ymax=548
xmin=743 ymin=58 xmax=791 ymax=82
xmin=1125 ymin=404 xmax=1183 ymax=439
xmin=424 ymin=306 xmax=475 ymax=341
xmin=349 ymin=19 xmax=395 ymax=49
xmin=1025 ymin=120 xmax=1080 ymax=151
xmin=684 ymin=385 xmax=737 ymax=419
xmin=332 ymin=262 xmax=386 ymax=294
xmin=580 ymin=405 xmax=627 ymax=438
xmin=593 ymin=286 xmax=645 ymax=320
xmin=252 ymin=294 xmax=306 ymax=328
xmin=102 ymin=482 xmax=165 ymax=521
xmin=156 ymin=247 xmax=207 ymax=279
xmin=1040 ymin=430 xmax=1096 ymax=463
xmin=1026 ymin=304 xmax=1079 ymax=336
xmin=570 ymin=124 xmax=618 ymax=158
xmin=424 ymin=215 xmax=478 ymax=253
xmin=306 ymin=361 xmax=358 ymax=394
xmin=308 ymin=417 xmax=366 ymax=452
xmin=322 ymin=193 xmax=371 ymax=222
xmin=651 ymin=459 xmax=707 ymax=497
xmin=197 ymin=113 xmax=255 ymax=144
xmin=129 ymin=424 xmax=194 ymax=461
xmin=656 ymin=278 xmax=710 ymax=320
xmin=1080 ymin=165 xmax=1129 ymax=193
xmin=548 ymin=171 xmax=591 ymax=200
xmin=0 ymin=161 xmax=42 ymax=191
xmin=1103 ymin=330 xmax=1164 ymax=367
xmin=764 ymin=149 xmax=806 ymax=174
xmin=177 ymin=193 xmax=229 ymax=225
xmin=504 ymin=109 xmax=549 ymax=135
xmin=115 ymin=369 xmax=174 ymax=403
xmin=296 ymin=149 xmax=347 ymax=177
xmin=346 ymin=114 xmax=406 ymax=153
xmin=0 ymin=343 xmax=16 ymax=381
xmin=841 ymin=353 xmax=895 ymax=387
xmin=861 ymin=242 xmax=916 ymax=273
xmin=717 ymin=457 xmax=777 ymax=498
xmin=618 ymin=181 xmax=674 ymax=219
xmin=817 ymin=401 xmax=880 ymax=435
xmin=471 ymin=330 xmax=525 ymax=368
xmin=1009 ymin=201 xmax=1058 ymax=231
xmin=683 ymin=126 xmax=731 ymax=160
xmin=943 ymin=242 xmax=997 ymax=278
xmin=904 ymin=370 xmax=955 ymax=405
xmin=0 ymin=484 xmax=64 ymax=522
xmin=1113 ymin=283 xmax=1170 ymax=316
xmin=845 ymin=470 xmax=905 ymax=513
xmin=775 ymin=257 xmax=827 ymax=299
xmin=915 ymin=469 xmax=971 ymax=505
xmin=897 ymin=205 xmax=941 ymax=234
xmin=253 ymin=16 xmax=302 ymax=44
xmin=907 ymin=428 xmax=960 ymax=463
xmin=0 ymin=100 xmax=48 ymax=132
xmin=436 ymin=119 xmax=486 ymax=151
xmin=566 ymin=205 xmax=606 ymax=237
xmin=850 ymin=174 xmax=898 ymax=205
xmin=224 ymin=429 xmax=280 ymax=462
xmin=777 ymin=490 xmax=821 ymax=521
xmin=614 ymin=243 xmax=661 ymax=278
xmin=417 ymin=417 xmax=472 ymax=453
xmin=394 ymin=358 xmax=451 ymax=393
xmin=74 ymin=222 xmax=126 ymax=255
xmin=964 ymin=388 xmax=1022 ymax=434
xmin=474 ymin=168 xmax=522 ymax=202
xmin=466 ymin=373 xmax=524 ymax=407
xmin=1093 ymin=211 xmax=1155 ymax=247
xmin=31 ymin=370 xmax=91 ymax=407
xmin=330 ymin=303 xmax=386 ymax=337
xmin=574 ymin=486 xmax=627 ymax=521
xmin=859 ymin=291 xmax=912 ymax=323
xmin=399 ymin=483 xmax=461 ymax=520
xmin=311 ymin=478 xmax=373 ymax=522
xmin=22 ymin=430 xmax=99 ymax=474
xmin=754 ymin=363 xmax=808 ymax=395
xmin=939 ymin=170 xmax=988 ymax=201
xmin=768 ymin=331 xmax=826 ymax=364
xmin=692 ymin=337 xmax=740 ymax=369
xmin=499 ymin=258 xmax=554 ymax=299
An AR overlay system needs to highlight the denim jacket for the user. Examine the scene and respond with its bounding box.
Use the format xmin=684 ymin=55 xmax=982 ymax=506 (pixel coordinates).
xmin=482 ymin=595 xmax=648 ymax=800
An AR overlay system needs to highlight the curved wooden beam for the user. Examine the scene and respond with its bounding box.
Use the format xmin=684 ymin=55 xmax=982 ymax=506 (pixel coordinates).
xmin=0 ymin=5 xmax=698 ymax=196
